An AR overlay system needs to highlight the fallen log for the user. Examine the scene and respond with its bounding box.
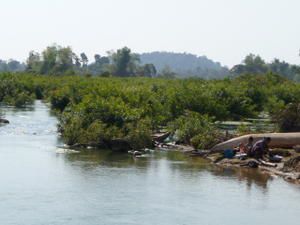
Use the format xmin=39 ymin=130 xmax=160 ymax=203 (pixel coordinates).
xmin=211 ymin=133 xmax=300 ymax=152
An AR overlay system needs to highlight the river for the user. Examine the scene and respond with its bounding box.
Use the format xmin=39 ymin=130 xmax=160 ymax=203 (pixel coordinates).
xmin=0 ymin=101 xmax=299 ymax=225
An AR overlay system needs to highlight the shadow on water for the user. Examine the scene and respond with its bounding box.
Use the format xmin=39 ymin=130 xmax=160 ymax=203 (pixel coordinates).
xmin=62 ymin=149 xmax=207 ymax=168
xmin=62 ymin=149 xmax=150 ymax=170
xmin=212 ymin=166 xmax=271 ymax=190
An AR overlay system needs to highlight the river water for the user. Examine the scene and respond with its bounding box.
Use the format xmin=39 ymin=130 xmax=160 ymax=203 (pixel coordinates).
xmin=0 ymin=101 xmax=299 ymax=225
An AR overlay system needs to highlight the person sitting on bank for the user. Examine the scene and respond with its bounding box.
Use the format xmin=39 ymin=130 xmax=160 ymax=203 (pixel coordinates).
xmin=248 ymin=137 xmax=271 ymax=159
xmin=235 ymin=137 xmax=254 ymax=154
xmin=236 ymin=142 xmax=247 ymax=153
xmin=245 ymin=136 xmax=254 ymax=154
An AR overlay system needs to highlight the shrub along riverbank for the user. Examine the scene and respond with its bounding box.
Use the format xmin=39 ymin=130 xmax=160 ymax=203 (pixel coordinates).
xmin=1 ymin=72 xmax=300 ymax=150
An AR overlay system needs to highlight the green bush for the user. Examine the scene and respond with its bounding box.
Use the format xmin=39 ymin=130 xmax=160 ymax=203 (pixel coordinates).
xmin=273 ymin=103 xmax=300 ymax=132
xmin=125 ymin=119 xmax=152 ymax=150
xmin=168 ymin=111 xmax=222 ymax=148
xmin=190 ymin=131 xmax=222 ymax=150
xmin=3 ymin=92 xmax=34 ymax=107
xmin=61 ymin=115 xmax=85 ymax=145
xmin=236 ymin=124 xmax=252 ymax=135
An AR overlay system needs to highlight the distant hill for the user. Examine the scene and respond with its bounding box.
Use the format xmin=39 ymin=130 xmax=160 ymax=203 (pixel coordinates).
xmin=139 ymin=52 xmax=229 ymax=78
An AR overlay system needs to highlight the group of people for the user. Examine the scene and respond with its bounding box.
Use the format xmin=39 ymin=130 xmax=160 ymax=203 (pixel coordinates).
xmin=236 ymin=136 xmax=272 ymax=159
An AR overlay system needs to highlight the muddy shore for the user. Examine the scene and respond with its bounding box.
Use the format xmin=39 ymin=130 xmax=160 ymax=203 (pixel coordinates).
xmin=204 ymin=149 xmax=300 ymax=184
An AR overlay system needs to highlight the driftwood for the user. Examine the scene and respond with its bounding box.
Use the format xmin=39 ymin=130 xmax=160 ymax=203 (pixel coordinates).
xmin=211 ymin=133 xmax=300 ymax=152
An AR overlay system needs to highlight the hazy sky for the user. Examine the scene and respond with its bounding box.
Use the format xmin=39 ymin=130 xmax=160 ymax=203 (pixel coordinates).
xmin=0 ymin=0 xmax=299 ymax=67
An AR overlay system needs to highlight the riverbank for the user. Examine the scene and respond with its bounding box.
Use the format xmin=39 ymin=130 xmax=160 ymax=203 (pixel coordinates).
xmin=205 ymin=149 xmax=300 ymax=184
xmin=73 ymin=129 xmax=300 ymax=184
xmin=151 ymin=132 xmax=300 ymax=184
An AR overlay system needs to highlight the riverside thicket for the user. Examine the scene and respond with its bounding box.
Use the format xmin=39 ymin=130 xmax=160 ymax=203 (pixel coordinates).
xmin=1 ymin=73 xmax=300 ymax=149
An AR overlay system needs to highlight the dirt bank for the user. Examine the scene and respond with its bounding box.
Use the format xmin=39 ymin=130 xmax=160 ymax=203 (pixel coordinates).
xmin=206 ymin=149 xmax=300 ymax=184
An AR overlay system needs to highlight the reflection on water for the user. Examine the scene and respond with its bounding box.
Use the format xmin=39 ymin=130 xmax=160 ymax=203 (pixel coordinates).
xmin=1 ymin=101 xmax=300 ymax=225
xmin=63 ymin=149 xmax=272 ymax=190
xmin=213 ymin=166 xmax=271 ymax=190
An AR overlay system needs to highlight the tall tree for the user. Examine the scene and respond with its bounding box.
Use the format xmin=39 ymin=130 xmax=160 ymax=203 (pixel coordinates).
xmin=27 ymin=44 xmax=77 ymax=75
xmin=74 ymin=55 xmax=81 ymax=68
xmin=231 ymin=54 xmax=268 ymax=75
xmin=40 ymin=45 xmax=58 ymax=74
xmin=111 ymin=47 xmax=140 ymax=77
xmin=80 ymin=53 xmax=89 ymax=68
xmin=138 ymin=64 xmax=157 ymax=77
xmin=26 ymin=51 xmax=41 ymax=73
xmin=56 ymin=46 xmax=75 ymax=74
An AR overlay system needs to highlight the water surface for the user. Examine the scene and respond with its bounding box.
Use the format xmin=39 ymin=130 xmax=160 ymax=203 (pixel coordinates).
xmin=0 ymin=101 xmax=299 ymax=225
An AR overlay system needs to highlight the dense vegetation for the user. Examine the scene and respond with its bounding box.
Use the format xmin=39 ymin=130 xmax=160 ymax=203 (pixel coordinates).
xmin=1 ymin=72 xmax=300 ymax=150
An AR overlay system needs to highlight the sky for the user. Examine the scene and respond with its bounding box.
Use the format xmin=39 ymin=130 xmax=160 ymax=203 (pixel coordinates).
xmin=0 ymin=0 xmax=299 ymax=67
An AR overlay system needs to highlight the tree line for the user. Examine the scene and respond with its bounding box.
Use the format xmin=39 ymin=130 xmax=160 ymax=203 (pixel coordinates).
xmin=231 ymin=54 xmax=300 ymax=81
xmin=0 ymin=59 xmax=25 ymax=72
xmin=0 ymin=45 xmax=299 ymax=80
xmin=25 ymin=45 xmax=158 ymax=77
